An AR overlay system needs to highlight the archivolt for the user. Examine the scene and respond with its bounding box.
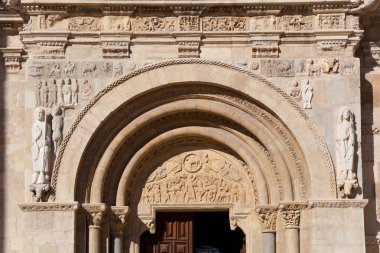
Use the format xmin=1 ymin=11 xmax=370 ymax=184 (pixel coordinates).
xmin=51 ymin=59 xmax=336 ymax=202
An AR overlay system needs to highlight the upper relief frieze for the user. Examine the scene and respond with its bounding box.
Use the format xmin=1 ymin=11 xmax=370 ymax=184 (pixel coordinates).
xmin=22 ymin=14 xmax=354 ymax=33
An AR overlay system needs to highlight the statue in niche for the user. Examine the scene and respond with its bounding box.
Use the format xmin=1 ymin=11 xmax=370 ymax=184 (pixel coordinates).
xmin=61 ymin=79 xmax=72 ymax=106
xmin=42 ymin=81 xmax=49 ymax=107
xmin=301 ymin=79 xmax=313 ymax=109
xmin=71 ymin=78 xmax=79 ymax=105
xmin=52 ymin=106 xmax=63 ymax=153
xmin=31 ymin=107 xmax=52 ymax=185
xmin=336 ymin=106 xmax=358 ymax=198
xmin=36 ymin=81 xmax=42 ymax=106
xmin=48 ymin=79 xmax=57 ymax=107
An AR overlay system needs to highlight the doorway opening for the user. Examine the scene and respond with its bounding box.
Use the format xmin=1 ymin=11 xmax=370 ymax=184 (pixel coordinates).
xmin=140 ymin=212 xmax=245 ymax=253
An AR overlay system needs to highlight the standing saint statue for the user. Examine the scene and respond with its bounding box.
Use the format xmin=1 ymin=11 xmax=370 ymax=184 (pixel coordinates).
xmin=31 ymin=107 xmax=52 ymax=185
xmin=336 ymin=106 xmax=355 ymax=180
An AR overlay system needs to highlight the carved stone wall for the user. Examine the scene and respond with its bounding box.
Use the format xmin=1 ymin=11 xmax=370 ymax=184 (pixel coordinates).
xmin=0 ymin=0 xmax=373 ymax=252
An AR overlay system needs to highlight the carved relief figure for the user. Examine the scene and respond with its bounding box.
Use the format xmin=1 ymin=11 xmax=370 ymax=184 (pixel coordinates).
xmin=64 ymin=61 xmax=76 ymax=77
xmin=319 ymin=14 xmax=345 ymax=29
xmin=179 ymin=16 xmax=199 ymax=31
xmin=114 ymin=62 xmax=123 ymax=77
xmin=203 ymin=17 xmax=246 ymax=31
xmin=80 ymin=79 xmax=93 ymax=97
xmin=340 ymin=58 xmax=355 ymax=75
xmin=250 ymin=16 xmax=276 ymax=30
xmin=305 ymin=59 xmax=321 ymax=76
xmin=321 ymin=58 xmax=339 ymax=74
xmin=36 ymin=81 xmax=42 ymax=106
xmin=83 ymin=63 xmax=97 ymax=77
xmin=69 ymin=17 xmax=100 ymax=31
xmin=42 ymin=81 xmax=49 ymax=107
xmin=279 ymin=15 xmax=313 ymax=31
xmin=133 ymin=17 xmax=175 ymax=32
xmin=301 ymin=79 xmax=313 ymax=109
xmin=48 ymin=63 xmax=61 ymax=78
xmin=52 ymin=106 xmax=63 ymax=153
xmin=71 ymin=78 xmax=79 ymax=105
xmin=31 ymin=107 xmax=52 ymax=185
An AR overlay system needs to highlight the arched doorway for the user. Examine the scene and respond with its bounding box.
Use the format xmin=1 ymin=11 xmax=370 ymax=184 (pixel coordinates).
xmin=50 ymin=59 xmax=340 ymax=253
xmin=140 ymin=212 xmax=246 ymax=253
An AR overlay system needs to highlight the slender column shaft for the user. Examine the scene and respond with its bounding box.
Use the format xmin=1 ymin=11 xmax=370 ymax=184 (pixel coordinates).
xmin=89 ymin=225 xmax=101 ymax=253
xmin=285 ymin=228 xmax=299 ymax=253
xmin=112 ymin=233 xmax=123 ymax=253
xmin=262 ymin=232 xmax=276 ymax=253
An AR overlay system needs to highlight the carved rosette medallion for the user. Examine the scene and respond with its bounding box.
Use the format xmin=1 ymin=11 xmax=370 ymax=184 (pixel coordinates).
xmin=140 ymin=151 xmax=247 ymax=205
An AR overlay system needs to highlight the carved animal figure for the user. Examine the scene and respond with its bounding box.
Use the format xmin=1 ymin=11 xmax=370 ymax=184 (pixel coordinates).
xmin=340 ymin=58 xmax=355 ymax=75
xmin=83 ymin=63 xmax=97 ymax=76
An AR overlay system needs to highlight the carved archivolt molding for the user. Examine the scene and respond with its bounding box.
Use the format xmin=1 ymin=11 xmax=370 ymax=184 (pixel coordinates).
xmin=50 ymin=59 xmax=336 ymax=201
xmin=139 ymin=150 xmax=247 ymax=205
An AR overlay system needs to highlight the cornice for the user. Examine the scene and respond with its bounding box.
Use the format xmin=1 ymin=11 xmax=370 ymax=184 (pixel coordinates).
xmin=20 ymin=1 xmax=360 ymax=15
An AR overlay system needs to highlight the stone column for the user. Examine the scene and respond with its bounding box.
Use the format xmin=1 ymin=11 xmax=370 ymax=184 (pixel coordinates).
xmin=83 ymin=204 xmax=107 ymax=253
xmin=256 ymin=206 xmax=278 ymax=253
xmin=279 ymin=203 xmax=307 ymax=253
xmin=111 ymin=206 xmax=130 ymax=253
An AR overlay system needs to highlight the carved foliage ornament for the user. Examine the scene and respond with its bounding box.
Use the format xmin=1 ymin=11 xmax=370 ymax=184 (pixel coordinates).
xmin=140 ymin=151 xmax=246 ymax=205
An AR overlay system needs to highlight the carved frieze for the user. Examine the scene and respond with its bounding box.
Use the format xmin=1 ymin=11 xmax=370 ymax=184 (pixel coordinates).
xmin=318 ymin=14 xmax=345 ymax=30
xmin=140 ymin=151 xmax=246 ymax=205
xmin=203 ymin=17 xmax=247 ymax=31
xmin=261 ymin=59 xmax=295 ymax=77
xmin=279 ymin=15 xmax=313 ymax=31
xmin=103 ymin=16 xmax=131 ymax=31
xmin=36 ymin=78 xmax=79 ymax=108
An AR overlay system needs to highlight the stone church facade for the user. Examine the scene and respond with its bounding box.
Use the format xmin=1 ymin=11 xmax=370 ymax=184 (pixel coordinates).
xmin=1 ymin=0 xmax=380 ymax=252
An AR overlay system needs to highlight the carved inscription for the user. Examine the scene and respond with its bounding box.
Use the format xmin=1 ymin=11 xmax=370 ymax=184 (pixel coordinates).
xmin=140 ymin=151 xmax=246 ymax=204
xmin=203 ymin=17 xmax=246 ymax=31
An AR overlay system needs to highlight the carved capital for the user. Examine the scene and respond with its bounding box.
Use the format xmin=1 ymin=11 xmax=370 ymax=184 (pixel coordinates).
xmin=0 ymin=48 xmax=23 ymax=73
xmin=279 ymin=202 xmax=307 ymax=229
xmin=255 ymin=206 xmax=278 ymax=232
xmin=110 ymin=206 xmax=130 ymax=235
xmin=141 ymin=218 xmax=156 ymax=234
xmin=82 ymin=203 xmax=108 ymax=229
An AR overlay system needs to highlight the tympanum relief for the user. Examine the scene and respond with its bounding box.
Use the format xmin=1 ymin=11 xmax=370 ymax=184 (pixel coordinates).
xmin=140 ymin=151 xmax=248 ymax=205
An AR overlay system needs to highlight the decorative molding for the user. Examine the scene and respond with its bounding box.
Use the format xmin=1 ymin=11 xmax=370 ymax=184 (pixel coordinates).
xmin=50 ymin=59 xmax=336 ymax=200
xmin=309 ymin=199 xmax=368 ymax=208
xmin=19 ymin=202 xmax=79 ymax=212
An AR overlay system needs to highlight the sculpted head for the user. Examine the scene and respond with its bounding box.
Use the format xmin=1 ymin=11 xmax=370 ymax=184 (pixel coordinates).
xmin=338 ymin=106 xmax=352 ymax=123
xmin=34 ymin=107 xmax=45 ymax=122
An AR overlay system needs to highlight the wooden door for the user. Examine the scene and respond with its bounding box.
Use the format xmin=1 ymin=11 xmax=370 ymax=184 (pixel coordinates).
xmin=140 ymin=213 xmax=193 ymax=253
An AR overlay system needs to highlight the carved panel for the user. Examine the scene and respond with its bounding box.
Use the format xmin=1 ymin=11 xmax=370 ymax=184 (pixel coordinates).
xmin=250 ymin=16 xmax=276 ymax=31
xmin=318 ymin=14 xmax=345 ymax=30
xmin=202 ymin=17 xmax=247 ymax=31
xmin=179 ymin=16 xmax=199 ymax=31
xmin=140 ymin=151 xmax=246 ymax=204
xmin=68 ymin=17 xmax=101 ymax=31
xmin=261 ymin=59 xmax=295 ymax=77
xmin=132 ymin=17 xmax=175 ymax=32
xmin=279 ymin=15 xmax=313 ymax=31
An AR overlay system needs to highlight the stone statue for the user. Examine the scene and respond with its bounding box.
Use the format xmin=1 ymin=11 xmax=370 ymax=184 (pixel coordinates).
xmin=62 ymin=79 xmax=72 ymax=106
xmin=336 ymin=106 xmax=358 ymax=198
xmin=301 ymin=79 xmax=313 ymax=109
xmin=71 ymin=78 xmax=79 ymax=105
xmin=48 ymin=79 xmax=57 ymax=107
xmin=52 ymin=106 xmax=63 ymax=153
xmin=31 ymin=107 xmax=52 ymax=185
